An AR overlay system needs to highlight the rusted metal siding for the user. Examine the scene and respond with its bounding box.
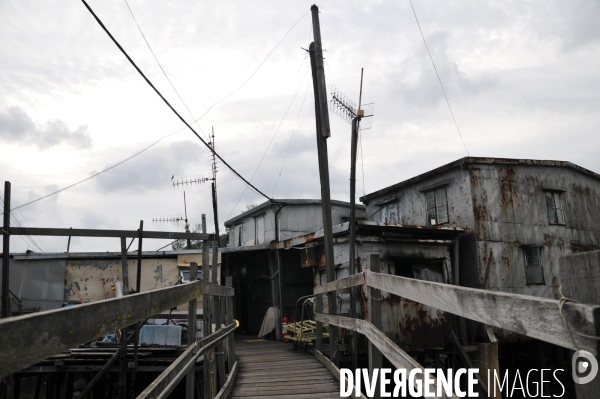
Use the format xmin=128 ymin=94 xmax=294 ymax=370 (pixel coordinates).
xmin=467 ymin=163 xmax=600 ymax=299
xmin=314 ymin=239 xmax=458 ymax=349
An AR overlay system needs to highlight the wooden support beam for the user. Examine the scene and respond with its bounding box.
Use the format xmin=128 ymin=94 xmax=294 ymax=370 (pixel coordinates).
xmin=225 ymin=276 xmax=235 ymax=370
xmin=363 ymin=271 xmax=600 ymax=354
xmin=315 ymin=313 xmax=459 ymax=399
xmin=186 ymin=262 xmax=198 ymax=399
xmin=0 ymin=280 xmax=202 ymax=378
xmin=213 ymin=361 xmax=238 ymax=399
xmin=137 ymin=323 xmax=236 ymax=399
xmin=313 ymin=272 xmax=363 ymax=295
xmin=201 ymin=214 xmax=211 ymax=399
xmin=446 ymin=330 xmax=488 ymax=397
xmin=78 ymin=349 xmax=120 ymax=399
xmin=120 ymin=237 xmax=129 ymax=294
xmin=8 ymin=226 xmax=213 ymax=240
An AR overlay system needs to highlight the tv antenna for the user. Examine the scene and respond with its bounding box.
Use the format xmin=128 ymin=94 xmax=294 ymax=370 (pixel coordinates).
xmin=329 ymin=68 xmax=374 ymax=370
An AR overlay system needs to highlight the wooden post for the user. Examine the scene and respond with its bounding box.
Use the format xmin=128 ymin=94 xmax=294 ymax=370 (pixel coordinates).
xmin=119 ymin=328 xmax=128 ymax=399
xmin=316 ymin=293 xmax=323 ymax=352
xmin=120 ymin=237 xmax=129 ymax=294
xmin=368 ymin=254 xmax=382 ymax=399
xmin=226 ymin=276 xmax=235 ymax=371
xmin=2 ymin=181 xmax=13 ymax=399
xmin=2 ymin=181 xmax=11 ymax=319
xmin=133 ymin=220 xmax=143 ymax=380
xmin=454 ymin=238 xmax=468 ymax=346
xmin=559 ymin=251 xmax=600 ymax=399
xmin=201 ymin=214 xmax=211 ymax=399
xmin=186 ymin=262 xmax=198 ymax=399
xmin=309 ymin=5 xmax=338 ymax=365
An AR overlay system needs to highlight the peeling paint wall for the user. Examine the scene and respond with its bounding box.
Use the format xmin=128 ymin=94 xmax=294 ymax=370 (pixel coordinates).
xmin=65 ymin=258 xmax=179 ymax=302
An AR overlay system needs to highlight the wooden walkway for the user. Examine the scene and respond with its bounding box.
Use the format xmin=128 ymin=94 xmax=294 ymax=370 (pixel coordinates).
xmin=231 ymin=337 xmax=342 ymax=399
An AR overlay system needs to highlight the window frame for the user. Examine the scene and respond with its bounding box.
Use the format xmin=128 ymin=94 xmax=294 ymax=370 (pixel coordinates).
xmin=425 ymin=187 xmax=449 ymax=226
xmin=523 ymin=246 xmax=545 ymax=285
xmin=544 ymin=190 xmax=566 ymax=226
xmin=255 ymin=215 xmax=265 ymax=245
xmin=234 ymin=224 xmax=242 ymax=247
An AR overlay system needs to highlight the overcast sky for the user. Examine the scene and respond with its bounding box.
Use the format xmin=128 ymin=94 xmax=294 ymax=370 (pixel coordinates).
xmin=1 ymin=0 xmax=599 ymax=253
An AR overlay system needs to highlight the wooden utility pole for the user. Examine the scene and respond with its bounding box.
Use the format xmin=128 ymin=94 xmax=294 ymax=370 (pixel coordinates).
xmin=2 ymin=181 xmax=11 ymax=319
xmin=201 ymin=214 xmax=212 ymax=399
xmin=309 ymin=4 xmax=338 ymax=366
xmin=348 ymin=68 xmax=364 ymax=369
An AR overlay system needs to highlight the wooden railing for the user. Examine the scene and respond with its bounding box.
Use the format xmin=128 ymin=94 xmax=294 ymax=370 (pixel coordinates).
xmin=0 ymin=270 xmax=237 ymax=399
xmin=313 ymin=254 xmax=600 ymax=399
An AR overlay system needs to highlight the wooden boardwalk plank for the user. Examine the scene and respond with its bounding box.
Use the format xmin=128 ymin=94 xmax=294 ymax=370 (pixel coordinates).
xmin=233 ymin=338 xmax=339 ymax=398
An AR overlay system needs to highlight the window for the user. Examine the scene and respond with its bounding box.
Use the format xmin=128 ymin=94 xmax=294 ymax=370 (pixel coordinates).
xmin=255 ymin=216 xmax=265 ymax=245
xmin=545 ymin=191 xmax=565 ymax=225
xmin=425 ymin=188 xmax=448 ymax=225
xmin=523 ymin=246 xmax=545 ymax=285
xmin=382 ymin=203 xmax=399 ymax=224
xmin=234 ymin=225 xmax=242 ymax=247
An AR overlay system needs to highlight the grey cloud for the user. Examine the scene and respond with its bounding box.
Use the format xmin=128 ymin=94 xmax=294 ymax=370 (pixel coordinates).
xmin=93 ymin=140 xmax=204 ymax=193
xmin=0 ymin=107 xmax=92 ymax=149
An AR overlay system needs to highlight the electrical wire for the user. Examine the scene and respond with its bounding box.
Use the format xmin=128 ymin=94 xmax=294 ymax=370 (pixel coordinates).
xmin=2 ymin=129 xmax=183 ymax=215
xmin=190 ymin=10 xmax=311 ymax=124
xmin=226 ymin=67 xmax=311 ymax=220
xmin=272 ymin=80 xmax=311 ymax=197
xmin=408 ymin=0 xmax=470 ymax=156
xmin=122 ymin=0 xmax=209 ymax=142
xmin=81 ymin=0 xmax=271 ymax=201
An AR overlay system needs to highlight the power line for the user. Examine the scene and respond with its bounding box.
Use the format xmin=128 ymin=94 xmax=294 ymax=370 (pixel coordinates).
xmin=408 ymin=0 xmax=469 ymax=156
xmin=190 ymin=10 xmax=311 ymax=124
xmin=122 ymin=0 xmax=209 ymax=141
xmin=272 ymin=80 xmax=311 ymax=197
xmin=227 ymin=67 xmax=311 ymax=220
xmin=81 ymin=0 xmax=272 ymax=201
xmin=2 ymin=129 xmax=183 ymax=215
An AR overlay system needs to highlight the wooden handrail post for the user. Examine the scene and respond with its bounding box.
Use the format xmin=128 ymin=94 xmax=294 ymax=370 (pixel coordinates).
xmin=368 ymin=254 xmax=382 ymax=399
xmin=225 ymin=276 xmax=235 ymax=371
xmin=186 ymin=262 xmax=198 ymax=399
xmin=316 ymin=293 xmax=323 ymax=352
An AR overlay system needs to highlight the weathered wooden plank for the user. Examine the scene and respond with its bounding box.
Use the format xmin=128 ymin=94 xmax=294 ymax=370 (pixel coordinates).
xmin=201 ymin=280 xmax=234 ymax=297
xmin=0 ymin=281 xmax=202 ymax=379
xmin=316 ymin=314 xmax=458 ymax=399
xmin=367 ymin=254 xmax=382 ymax=399
xmin=9 ymin=226 xmax=213 ymax=240
xmin=233 ymin=383 xmax=339 ymax=395
xmin=214 ymin=361 xmax=238 ymax=399
xmin=137 ymin=341 xmax=198 ymax=399
xmin=235 ymin=375 xmax=336 ymax=385
xmin=313 ymin=272 xmax=363 ymax=295
xmin=364 ymin=271 xmax=600 ymax=354
xmin=138 ymin=323 xmax=236 ymax=399
xmin=315 ymin=349 xmax=367 ymax=399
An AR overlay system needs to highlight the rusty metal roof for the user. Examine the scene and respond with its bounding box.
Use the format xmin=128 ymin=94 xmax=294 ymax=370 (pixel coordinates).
xmin=270 ymin=221 xmax=467 ymax=249
xmin=360 ymin=156 xmax=600 ymax=203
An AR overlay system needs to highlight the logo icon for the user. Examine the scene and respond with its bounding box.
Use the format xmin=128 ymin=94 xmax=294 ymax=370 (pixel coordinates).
xmin=572 ymin=350 xmax=598 ymax=384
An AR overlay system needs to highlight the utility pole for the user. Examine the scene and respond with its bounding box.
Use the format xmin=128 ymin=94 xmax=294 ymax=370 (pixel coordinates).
xmin=348 ymin=68 xmax=364 ymax=370
xmin=309 ymin=4 xmax=338 ymax=366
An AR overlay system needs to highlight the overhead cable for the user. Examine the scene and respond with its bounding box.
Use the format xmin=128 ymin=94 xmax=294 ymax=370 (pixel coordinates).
xmin=3 ymin=129 xmax=183 ymax=215
xmin=122 ymin=0 xmax=209 ymax=141
xmin=408 ymin=0 xmax=470 ymax=156
xmin=226 ymin=67 xmax=311 ymax=220
xmin=190 ymin=10 xmax=311 ymax=123
xmin=81 ymin=0 xmax=271 ymax=201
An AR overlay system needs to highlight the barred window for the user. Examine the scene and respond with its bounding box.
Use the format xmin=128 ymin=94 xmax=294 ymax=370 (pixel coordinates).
xmin=426 ymin=188 xmax=448 ymax=226
xmin=524 ymin=246 xmax=545 ymax=285
xmin=545 ymin=191 xmax=565 ymax=225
